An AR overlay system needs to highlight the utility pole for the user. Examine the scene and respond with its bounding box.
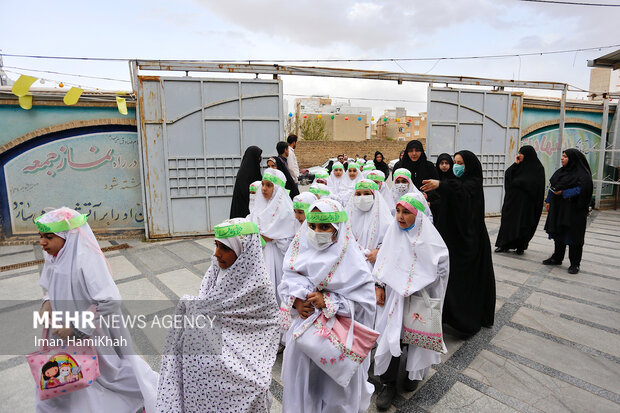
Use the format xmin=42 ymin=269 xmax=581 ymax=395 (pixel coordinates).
xmin=0 ymin=53 xmax=10 ymax=86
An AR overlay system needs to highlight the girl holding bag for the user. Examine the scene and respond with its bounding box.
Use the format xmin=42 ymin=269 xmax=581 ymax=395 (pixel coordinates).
xmin=279 ymin=198 xmax=376 ymax=413
xmin=372 ymin=194 xmax=450 ymax=411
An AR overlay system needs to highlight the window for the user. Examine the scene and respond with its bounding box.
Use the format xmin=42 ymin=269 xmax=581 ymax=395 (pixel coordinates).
xmin=414 ymin=130 xmax=420 ymax=136
xmin=398 ymin=127 xmax=404 ymax=133
xmin=406 ymin=132 xmax=411 ymax=137
xmin=397 ymin=137 xmax=405 ymax=141
xmin=414 ymin=120 xmax=420 ymax=126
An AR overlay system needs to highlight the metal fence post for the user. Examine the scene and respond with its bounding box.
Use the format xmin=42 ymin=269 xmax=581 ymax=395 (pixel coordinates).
xmin=557 ymin=85 xmax=567 ymax=170
xmin=595 ymin=99 xmax=609 ymax=209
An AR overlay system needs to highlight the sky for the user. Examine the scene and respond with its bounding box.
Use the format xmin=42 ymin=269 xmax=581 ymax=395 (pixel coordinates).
xmin=1 ymin=0 xmax=619 ymax=116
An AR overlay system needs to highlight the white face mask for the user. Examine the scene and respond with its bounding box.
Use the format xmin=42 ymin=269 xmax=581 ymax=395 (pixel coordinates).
xmin=395 ymin=183 xmax=409 ymax=193
xmin=353 ymin=195 xmax=374 ymax=212
xmin=306 ymin=228 xmax=335 ymax=250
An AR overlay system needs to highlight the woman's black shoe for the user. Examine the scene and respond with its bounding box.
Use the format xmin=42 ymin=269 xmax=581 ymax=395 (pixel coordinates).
xmin=568 ymin=265 xmax=580 ymax=274
xmin=403 ymin=378 xmax=419 ymax=392
xmin=376 ymin=384 xmax=397 ymax=411
xmin=515 ymin=249 xmax=524 ymax=255
xmin=494 ymin=247 xmax=508 ymax=253
xmin=542 ymin=257 xmax=561 ymax=265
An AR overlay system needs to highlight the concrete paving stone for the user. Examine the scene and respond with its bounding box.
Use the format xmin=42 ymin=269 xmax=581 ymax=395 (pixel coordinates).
xmin=194 ymin=237 xmax=216 ymax=252
xmin=117 ymin=278 xmax=175 ymax=316
xmin=537 ymin=278 xmax=620 ymax=310
xmin=525 ymin=291 xmax=620 ymax=331
xmin=193 ymin=260 xmax=210 ymax=275
xmin=464 ymin=349 xmax=619 ymax=413
xmin=492 ymin=254 xmax=542 ymax=273
xmin=272 ymin=352 xmax=283 ymax=386
xmin=548 ymin=267 xmax=620 ymax=291
xmin=431 ymin=381 xmax=518 ymax=413
xmin=269 ymin=398 xmax=283 ymax=413
xmin=1 ymin=363 xmax=36 ymax=412
xmin=157 ymin=268 xmax=203 ymax=298
xmin=510 ymin=306 xmax=620 ymax=358
xmin=0 ymin=244 xmax=35 ymax=255
xmin=0 ymin=250 xmax=36 ymax=267
xmin=491 ymin=326 xmax=620 ymax=395
xmin=0 ymin=272 xmax=43 ymax=303
xmin=495 ymin=282 xmax=519 ymax=300
xmin=131 ymin=248 xmax=182 ymax=273
xmin=164 ymin=241 xmax=211 ymax=263
xmin=0 ymin=266 xmax=40 ymax=277
xmin=493 ymin=266 xmax=530 ymax=285
xmin=107 ymin=255 xmax=142 ymax=280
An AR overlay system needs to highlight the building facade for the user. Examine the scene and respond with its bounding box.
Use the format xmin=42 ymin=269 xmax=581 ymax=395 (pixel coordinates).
xmin=294 ymin=97 xmax=372 ymax=141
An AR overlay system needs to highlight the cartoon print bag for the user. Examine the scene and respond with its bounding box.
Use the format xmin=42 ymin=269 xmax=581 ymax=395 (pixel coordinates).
xmin=295 ymin=300 xmax=379 ymax=387
xmin=26 ymin=329 xmax=100 ymax=400
xmin=401 ymin=288 xmax=446 ymax=354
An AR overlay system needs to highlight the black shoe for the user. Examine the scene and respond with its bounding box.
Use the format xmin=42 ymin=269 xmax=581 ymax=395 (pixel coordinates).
xmin=568 ymin=265 xmax=580 ymax=274
xmin=376 ymin=384 xmax=397 ymax=411
xmin=403 ymin=377 xmax=419 ymax=392
xmin=494 ymin=247 xmax=508 ymax=253
xmin=542 ymin=257 xmax=561 ymax=265
xmin=515 ymin=249 xmax=524 ymax=255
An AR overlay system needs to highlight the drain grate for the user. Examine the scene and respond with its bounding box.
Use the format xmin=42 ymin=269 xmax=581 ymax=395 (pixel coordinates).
xmin=0 ymin=243 xmax=131 ymax=272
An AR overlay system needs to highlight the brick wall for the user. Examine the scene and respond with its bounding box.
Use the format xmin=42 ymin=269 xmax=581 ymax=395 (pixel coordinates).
xmin=295 ymin=139 xmax=426 ymax=168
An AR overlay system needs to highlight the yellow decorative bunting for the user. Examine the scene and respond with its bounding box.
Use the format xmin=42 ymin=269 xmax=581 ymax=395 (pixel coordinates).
xmin=18 ymin=95 xmax=33 ymax=110
xmin=63 ymin=87 xmax=83 ymax=105
xmin=12 ymin=75 xmax=38 ymax=97
xmin=116 ymin=96 xmax=128 ymax=115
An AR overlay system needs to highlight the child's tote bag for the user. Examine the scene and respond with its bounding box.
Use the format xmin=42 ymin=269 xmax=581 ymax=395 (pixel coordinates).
xmin=295 ymin=301 xmax=379 ymax=387
xmin=401 ymin=288 xmax=446 ymax=354
xmin=26 ymin=329 xmax=100 ymax=400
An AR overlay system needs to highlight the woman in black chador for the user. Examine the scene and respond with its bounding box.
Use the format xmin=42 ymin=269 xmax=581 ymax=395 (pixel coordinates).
xmin=495 ymin=145 xmax=546 ymax=255
xmin=543 ymin=148 xmax=593 ymax=274
xmin=229 ymin=146 xmax=263 ymax=218
xmin=395 ymin=140 xmax=440 ymax=215
xmin=421 ymin=150 xmax=496 ymax=336
xmin=436 ymin=153 xmax=455 ymax=180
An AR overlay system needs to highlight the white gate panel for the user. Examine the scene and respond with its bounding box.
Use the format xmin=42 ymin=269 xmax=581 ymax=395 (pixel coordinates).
xmin=427 ymin=87 xmax=522 ymax=215
xmin=136 ymin=77 xmax=283 ymax=238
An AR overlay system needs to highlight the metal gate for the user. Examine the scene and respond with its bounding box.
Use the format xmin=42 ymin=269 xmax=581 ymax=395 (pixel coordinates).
xmin=426 ymin=87 xmax=523 ymax=215
xmin=135 ymin=76 xmax=283 ymax=238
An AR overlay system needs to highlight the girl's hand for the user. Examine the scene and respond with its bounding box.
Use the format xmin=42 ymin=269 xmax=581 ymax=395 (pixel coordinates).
xmin=420 ymin=179 xmax=439 ymax=192
xmin=261 ymin=235 xmax=273 ymax=242
xmin=306 ymin=292 xmax=326 ymax=309
xmin=39 ymin=300 xmax=52 ymax=318
xmin=52 ymin=327 xmax=74 ymax=340
xmin=375 ymin=287 xmax=385 ymax=307
xmin=294 ymin=298 xmax=314 ymax=319
xmin=553 ymin=190 xmax=562 ymax=196
xmin=545 ymin=202 xmax=549 ymax=212
xmin=365 ymin=249 xmax=379 ymax=263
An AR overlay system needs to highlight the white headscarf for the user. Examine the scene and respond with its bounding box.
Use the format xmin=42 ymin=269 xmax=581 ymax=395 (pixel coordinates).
xmin=292 ymin=192 xmax=318 ymax=230
xmin=345 ymin=179 xmax=393 ymax=251
xmin=372 ymin=194 xmax=449 ymax=376
xmin=327 ymin=162 xmax=346 ymax=196
xmin=157 ymin=218 xmax=279 ymax=411
xmin=367 ymin=170 xmax=393 ymax=207
xmin=309 ymin=182 xmax=330 ymax=199
xmin=278 ymin=198 xmax=376 ymax=330
xmin=312 ymin=168 xmax=330 ymax=185
xmin=248 ymin=180 xmax=261 ymax=214
xmin=37 ymin=207 xmax=158 ymax=412
xmin=392 ymin=168 xmax=421 ymax=204
xmin=248 ymin=168 xmax=297 ymax=240
xmin=339 ymin=162 xmax=363 ymax=204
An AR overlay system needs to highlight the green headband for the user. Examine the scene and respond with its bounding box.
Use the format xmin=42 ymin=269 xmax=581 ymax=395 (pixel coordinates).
xmin=364 ymin=164 xmax=376 ymax=170
xmin=214 ymin=221 xmax=260 ymax=239
xmin=35 ymin=213 xmax=88 ymax=233
xmin=398 ymin=195 xmax=426 ymax=213
xmin=293 ymin=201 xmax=310 ymax=212
xmin=249 ymin=183 xmax=258 ymax=192
xmin=309 ymin=187 xmax=330 ymax=196
xmin=314 ymin=172 xmax=329 ymax=179
xmin=262 ymin=173 xmax=285 ymax=188
xmin=355 ymin=181 xmax=378 ymax=191
xmin=394 ymin=169 xmax=412 ymax=180
xmin=348 ymin=163 xmax=359 ymax=170
xmin=306 ymin=210 xmax=348 ymax=224
xmin=367 ymin=172 xmax=385 ymax=182
xmin=332 ymin=164 xmax=344 ymax=170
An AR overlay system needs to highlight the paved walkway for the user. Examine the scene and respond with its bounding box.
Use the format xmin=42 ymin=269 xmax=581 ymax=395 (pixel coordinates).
xmin=1 ymin=210 xmax=618 ymax=412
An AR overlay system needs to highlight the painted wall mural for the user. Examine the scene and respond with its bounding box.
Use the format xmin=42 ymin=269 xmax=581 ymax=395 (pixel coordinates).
xmin=3 ymin=131 xmax=143 ymax=235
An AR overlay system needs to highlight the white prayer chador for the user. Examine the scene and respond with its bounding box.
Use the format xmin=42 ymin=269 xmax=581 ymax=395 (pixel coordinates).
xmin=338 ymin=163 xmax=363 ymax=206
xmin=372 ymin=195 xmax=449 ymax=380
xmin=279 ymin=199 xmax=376 ymax=413
xmin=345 ymin=180 xmax=393 ymax=258
xmin=248 ymin=168 xmax=297 ymax=306
xmin=326 ymin=162 xmax=346 ymax=196
xmin=391 ymin=168 xmax=432 ymax=221
xmin=293 ymin=192 xmax=319 ymax=231
xmin=249 ymin=180 xmax=261 ymax=214
xmin=157 ymin=218 xmax=279 ymax=412
xmin=366 ymin=170 xmax=393 ymax=208
xmin=36 ymin=207 xmax=158 ymax=413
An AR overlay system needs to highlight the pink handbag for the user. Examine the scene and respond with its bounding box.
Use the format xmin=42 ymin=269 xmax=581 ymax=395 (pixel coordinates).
xmin=26 ymin=329 xmax=100 ymax=400
xmin=295 ymin=300 xmax=379 ymax=387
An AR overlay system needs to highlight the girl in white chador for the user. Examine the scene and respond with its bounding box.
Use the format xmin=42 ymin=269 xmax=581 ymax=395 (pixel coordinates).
xmin=293 ymin=192 xmax=318 ymax=231
xmin=362 ymin=160 xmax=376 ymax=177
xmin=279 ymin=199 xmax=376 ymax=413
xmin=372 ymin=194 xmax=449 ymax=410
xmin=366 ymin=170 xmax=393 ymax=208
xmin=345 ymin=179 xmax=393 ymax=271
xmin=248 ymin=168 xmax=297 ymax=307
xmin=326 ymin=162 xmax=346 ymax=199
xmin=338 ymin=162 xmax=362 ymax=205
xmin=309 ymin=183 xmax=331 ymax=200
xmin=157 ymin=218 xmax=279 ymax=412
xmin=248 ymin=180 xmax=261 ymax=214
xmin=391 ymin=168 xmax=433 ymax=222
xmin=312 ymin=168 xmax=330 ymax=185
xmin=35 ymin=207 xmax=158 ymax=413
